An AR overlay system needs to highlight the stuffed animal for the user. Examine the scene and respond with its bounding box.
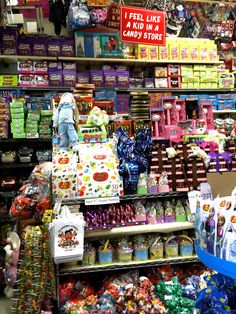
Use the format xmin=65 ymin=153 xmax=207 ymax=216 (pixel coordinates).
xmin=86 ymin=106 xmax=109 ymax=135
xmin=3 ymin=232 xmax=20 ymax=298
xmin=53 ymin=93 xmax=80 ymax=151
xmin=188 ymin=145 xmax=210 ymax=167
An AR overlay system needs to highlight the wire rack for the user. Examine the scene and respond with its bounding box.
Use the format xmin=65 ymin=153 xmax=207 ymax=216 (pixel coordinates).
xmin=59 ymin=256 xmax=199 ymax=276
xmin=60 ymin=191 xmax=188 ymax=205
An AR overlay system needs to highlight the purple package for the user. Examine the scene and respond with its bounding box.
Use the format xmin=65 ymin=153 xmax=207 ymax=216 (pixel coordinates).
xmin=17 ymin=36 xmax=32 ymax=56
xmin=47 ymin=37 xmax=61 ymax=57
xmin=116 ymin=71 xmax=129 ymax=88
xmin=48 ymin=62 xmax=63 ymax=87
xmin=60 ymin=38 xmax=75 ymax=57
xmin=144 ymin=78 xmax=154 ymax=88
xmin=104 ymin=70 xmax=116 ymax=87
xmin=63 ymin=62 xmax=77 ymax=87
xmin=77 ymin=72 xmax=90 ymax=84
xmin=32 ymin=36 xmax=47 ymax=56
xmin=117 ymin=94 xmax=130 ymax=113
xmin=1 ymin=29 xmax=18 ymax=55
xmin=102 ymin=65 xmax=115 ymax=71
xmin=90 ymin=70 xmax=104 ymax=87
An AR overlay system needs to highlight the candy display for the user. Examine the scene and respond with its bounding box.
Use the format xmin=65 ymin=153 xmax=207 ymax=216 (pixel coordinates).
xmin=59 ymin=264 xmax=216 ymax=313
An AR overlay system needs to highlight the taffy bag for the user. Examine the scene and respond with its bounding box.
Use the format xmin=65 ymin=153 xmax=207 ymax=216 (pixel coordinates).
xmin=49 ymin=205 xmax=85 ymax=264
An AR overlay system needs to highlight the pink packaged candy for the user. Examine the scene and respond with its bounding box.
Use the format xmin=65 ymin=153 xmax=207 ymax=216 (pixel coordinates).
xmin=33 ymin=61 xmax=48 ymax=74
xmin=18 ymin=60 xmax=33 ymax=74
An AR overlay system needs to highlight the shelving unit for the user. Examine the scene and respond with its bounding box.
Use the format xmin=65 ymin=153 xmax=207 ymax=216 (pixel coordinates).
xmin=59 ymin=256 xmax=199 ymax=276
xmin=212 ymin=110 xmax=236 ymax=114
xmin=0 ymin=162 xmax=39 ymax=169
xmin=85 ymin=221 xmax=194 ymax=239
xmin=60 ymin=191 xmax=187 ymax=205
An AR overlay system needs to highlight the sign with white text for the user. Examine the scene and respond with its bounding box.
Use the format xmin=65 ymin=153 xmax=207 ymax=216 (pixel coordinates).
xmin=85 ymin=196 xmax=120 ymax=206
xmin=120 ymin=6 xmax=166 ymax=46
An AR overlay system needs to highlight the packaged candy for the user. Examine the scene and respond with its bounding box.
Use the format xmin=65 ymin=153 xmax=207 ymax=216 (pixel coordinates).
xmin=158 ymin=171 xmax=170 ymax=193
xmin=146 ymin=202 xmax=157 ymax=224
xmin=133 ymin=201 xmax=146 ymax=223
xmin=150 ymin=236 xmax=164 ymax=260
xmin=175 ymin=200 xmax=187 ymax=222
xmin=133 ymin=235 xmax=148 ymax=261
xmin=165 ymin=235 xmax=178 ymax=257
xmin=179 ymin=235 xmax=194 ymax=257
xmin=82 ymin=242 xmax=96 ymax=266
xmin=148 ymin=173 xmax=157 ymax=194
xmin=98 ymin=240 xmax=113 ymax=265
xmin=164 ymin=201 xmax=175 ymax=223
xmin=156 ymin=201 xmax=165 ymax=223
xmin=137 ymin=173 xmax=148 ymax=195
xmin=117 ymin=237 xmax=133 ymax=263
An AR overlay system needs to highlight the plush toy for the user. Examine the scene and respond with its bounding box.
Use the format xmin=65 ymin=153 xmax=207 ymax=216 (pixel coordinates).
xmin=53 ymin=93 xmax=80 ymax=151
xmin=86 ymin=106 xmax=109 ymax=135
xmin=3 ymin=232 xmax=20 ymax=298
xmin=188 ymin=145 xmax=210 ymax=167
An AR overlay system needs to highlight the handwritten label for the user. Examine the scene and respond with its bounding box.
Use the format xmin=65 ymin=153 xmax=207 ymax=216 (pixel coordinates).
xmin=85 ymin=196 xmax=120 ymax=206
xmin=120 ymin=6 xmax=166 ymax=46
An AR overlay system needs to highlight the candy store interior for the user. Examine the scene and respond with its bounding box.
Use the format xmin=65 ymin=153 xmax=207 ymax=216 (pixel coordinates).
xmin=1 ymin=0 xmax=236 ymax=313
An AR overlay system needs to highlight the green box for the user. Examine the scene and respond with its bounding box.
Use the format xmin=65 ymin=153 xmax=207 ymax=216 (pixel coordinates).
xmin=11 ymin=113 xmax=25 ymax=119
xmin=40 ymin=110 xmax=53 ymax=116
xmin=12 ymin=133 xmax=26 ymax=138
xmin=10 ymin=107 xmax=24 ymax=114
xmin=10 ymin=101 xmax=24 ymax=109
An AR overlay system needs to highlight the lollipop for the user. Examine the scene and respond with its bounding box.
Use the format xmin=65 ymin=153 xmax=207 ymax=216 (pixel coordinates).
xmin=163 ymin=102 xmax=173 ymax=125
xmin=152 ymin=113 xmax=161 ymax=138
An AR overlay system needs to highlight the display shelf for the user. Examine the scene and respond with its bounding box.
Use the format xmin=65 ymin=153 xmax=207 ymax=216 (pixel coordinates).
xmin=58 ymin=57 xmax=223 ymax=65
xmin=0 ymin=138 xmax=51 ymax=143
xmin=0 ymin=55 xmax=57 ymax=62
xmin=60 ymin=191 xmax=187 ymax=205
xmin=0 ymin=86 xmax=72 ymax=91
xmin=85 ymin=222 xmax=194 ymax=239
xmin=0 ymin=162 xmax=38 ymax=169
xmin=59 ymin=255 xmax=199 ymax=275
xmin=0 ymin=191 xmax=17 ymax=197
xmin=195 ymin=243 xmax=236 ymax=279
xmin=109 ymin=88 xmax=236 ymax=93
xmin=213 ymin=110 xmax=236 ymax=114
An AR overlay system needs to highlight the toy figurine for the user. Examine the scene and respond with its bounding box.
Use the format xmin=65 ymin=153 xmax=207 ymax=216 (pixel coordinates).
xmin=53 ymin=93 xmax=79 ymax=151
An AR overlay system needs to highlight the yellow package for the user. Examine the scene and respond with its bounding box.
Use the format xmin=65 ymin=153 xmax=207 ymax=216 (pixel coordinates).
xmin=149 ymin=46 xmax=158 ymax=60
xmin=208 ymin=43 xmax=218 ymax=61
xmin=159 ymin=45 xmax=168 ymax=60
xmin=169 ymin=41 xmax=180 ymax=60
xmin=136 ymin=45 xmax=149 ymax=60
xmin=211 ymin=83 xmax=218 ymax=88
xmin=180 ymin=44 xmax=190 ymax=61
xmin=181 ymin=83 xmax=188 ymax=89
xmin=194 ymin=83 xmax=200 ymax=89
xmin=190 ymin=45 xmax=199 ymax=61
xmin=188 ymin=83 xmax=194 ymax=88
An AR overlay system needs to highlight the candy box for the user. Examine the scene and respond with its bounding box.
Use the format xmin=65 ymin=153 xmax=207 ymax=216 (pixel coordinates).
xmin=1 ymin=29 xmax=18 ymax=55
xmin=104 ymin=70 xmax=116 ymax=87
xmin=149 ymin=46 xmax=158 ymax=60
xmin=136 ymin=44 xmax=148 ymax=60
xmin=60 ymin=38 xmax=75 ymax=57
xmin=155 ymin=66 xmax=168 ymax=77
xmin=90 ymin=70 xmax=104 ymax=87
xmin=33 ymin=61 xmax=48 ymax=74
xmin=77 ymin=72 xmax=90 ymax=84
xmin=116 ymin=71 xmax=130 ymax=88
xmin=155 ymin=78 xmax=168 ymax=88
xmin=18 ymin=74 xmax=34 ymax=86
xmin=52 ymin=151 xmax=77 ymax=171
xmin=34 ymin=75 xmax=49 ymax=87
xmin=32 ymin=36 xmax=47 ymax=56
xmin=159 ymin=46 xmax=168 ymax=60
xmin=168 ymin=77 xmax=181 ymax=89
xmin=47 ymin=37 xmax=61 ymax=57
xmin=52 ymin=171 xmax=78 ymax=199
xmin=18 ymin=60 xmax=33 ymax=74
xmin=17 ymin=36 xmax=32 ymax=56
xmin=168 ymin=64 xmax=181 ymax=77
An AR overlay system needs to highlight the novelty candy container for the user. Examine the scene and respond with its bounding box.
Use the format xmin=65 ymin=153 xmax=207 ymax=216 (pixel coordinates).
xmin=165 ymin=235 xmax=178 ymax=257
xmin=82 ymin=242 xmax=96 ymax=266
xmin=98 ymin=240 xmax=113 ymax=265
xmin=133 ymin=235 xmax=149 ymax=261
xmin=179 ymin=235 xmax=194 ymax=257
xmin=150 ymin=236 xmax=164 ymax=260
xmin=117 ymin=238 xmax=133 ymax=263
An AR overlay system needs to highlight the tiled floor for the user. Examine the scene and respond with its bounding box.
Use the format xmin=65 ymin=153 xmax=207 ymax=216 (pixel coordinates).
xmin=0 ymin=297 xmax=13 ymax=314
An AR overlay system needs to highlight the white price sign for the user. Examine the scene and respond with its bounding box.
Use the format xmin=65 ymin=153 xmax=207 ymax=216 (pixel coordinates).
xmin=85 ymin=196 xmax=120 ymax=206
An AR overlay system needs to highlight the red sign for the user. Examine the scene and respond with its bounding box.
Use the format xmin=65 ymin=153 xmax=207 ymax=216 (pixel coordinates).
xmin=120 ymin=6 xmax=166 ymax=46
xmin=105 ymin=2 xmax=121 ymax=30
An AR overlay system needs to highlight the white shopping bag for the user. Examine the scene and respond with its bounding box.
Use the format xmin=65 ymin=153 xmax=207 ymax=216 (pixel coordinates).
xmin=49 ymin=205 xmax=85 ymax=264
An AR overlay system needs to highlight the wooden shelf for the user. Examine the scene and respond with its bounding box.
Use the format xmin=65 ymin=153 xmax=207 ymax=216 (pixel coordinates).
xmin=0 ymin=55 xmax=57 ymax=62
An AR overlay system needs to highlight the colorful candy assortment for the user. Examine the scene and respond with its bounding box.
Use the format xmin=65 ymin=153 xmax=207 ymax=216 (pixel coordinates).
xmin=85 ymin=198 xmax=191 ymax=230
xmin=81 ymin=232 xmax=194 ymax=266
xmin=59 ymin=263 xmax=213 ymax=313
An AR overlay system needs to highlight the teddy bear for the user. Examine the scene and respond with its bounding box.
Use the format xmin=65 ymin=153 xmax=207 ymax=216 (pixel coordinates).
xmin=3 ymin=231 xmax=20 ymax=298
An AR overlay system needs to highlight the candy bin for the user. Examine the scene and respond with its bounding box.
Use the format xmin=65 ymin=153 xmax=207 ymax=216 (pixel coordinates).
xmin=165 ymin=235 xmax=178 ymax=257
xmin=98 ymin=240 xmax=113 ymax=265
xmin=117 ymin=238 xmax=133 ymax=263
xmin=133 ymin=235 xmax=149 ymax=261
xmin=82 ymin=242 xmax=96 ymax=266
xmin=179 ymin=235 xmax=194 ymax=257
xmin=149 ymin=236 xmax=164 ymax=260
xmin=137 ymin=173 xmax=148 ymax=195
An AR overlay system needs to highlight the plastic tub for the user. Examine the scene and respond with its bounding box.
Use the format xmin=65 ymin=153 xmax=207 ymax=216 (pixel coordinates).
xmin=179 ymin=235 xmax=194 ymax=257
xmin=165 ymin=236 xmax=178 ymax=258
xmin=134 ymin=247 xmax=149 ymax=261
xmin=98 ymin=250 xmax=113 ymax=265
xmin=82 ymin=251 xmax=96 ymax=266
xmin=117 ymin=249 xmax=133 ymax=263
xmin=150 ymin=245 xmax=164 ymax=260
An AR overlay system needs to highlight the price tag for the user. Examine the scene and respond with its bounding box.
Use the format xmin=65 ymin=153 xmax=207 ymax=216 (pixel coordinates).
xmin=164 ymin=295 xmax=172 ymax=300
xmin=85 ymin=196 xmax=120 ymax=206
